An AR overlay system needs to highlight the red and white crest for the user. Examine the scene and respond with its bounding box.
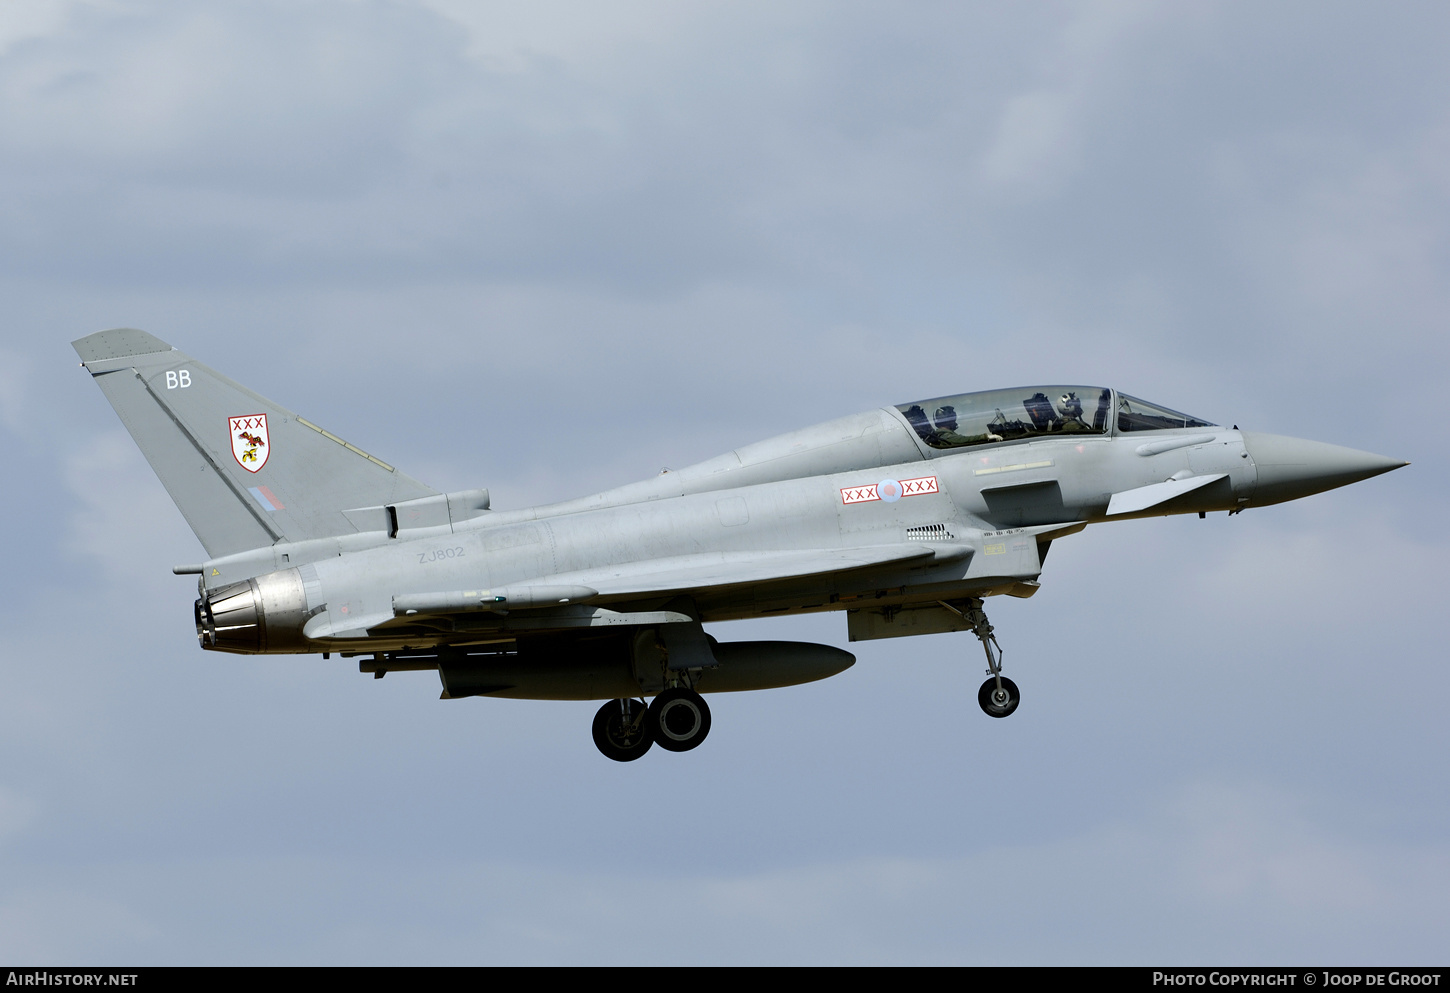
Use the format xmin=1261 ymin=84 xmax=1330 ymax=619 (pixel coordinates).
xmin=230 ymin=414 xmax=270 ymax=472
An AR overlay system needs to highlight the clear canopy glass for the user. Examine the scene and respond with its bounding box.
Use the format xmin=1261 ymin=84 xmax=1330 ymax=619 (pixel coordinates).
xmin=1115 ymin=394 xmax=1215 ymax=432
xmin=897 ymin=386 xmax=1114 ymax=450
xmin=896 ymin=387 xmax=1217 ymax=449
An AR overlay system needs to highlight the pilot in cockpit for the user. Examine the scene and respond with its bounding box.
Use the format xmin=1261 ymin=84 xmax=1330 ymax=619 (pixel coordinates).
xmin=932 ymin=405 xmax=973 ymax=446
xmin=1057 ymin=391 xmax=1090 ymax=432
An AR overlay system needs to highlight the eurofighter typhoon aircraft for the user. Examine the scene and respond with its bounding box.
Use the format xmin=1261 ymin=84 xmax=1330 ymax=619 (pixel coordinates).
xmin=74 ymin=328 xmax=1407 ymax=761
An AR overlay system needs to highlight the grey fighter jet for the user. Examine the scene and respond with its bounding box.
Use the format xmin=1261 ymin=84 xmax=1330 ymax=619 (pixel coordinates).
xmin=73 ymin=328 xmax=1407 ymax=761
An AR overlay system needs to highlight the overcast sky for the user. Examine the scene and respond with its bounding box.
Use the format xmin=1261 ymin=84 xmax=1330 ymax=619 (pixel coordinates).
xmin=0 ymin=0 xmax=1446 ymax=964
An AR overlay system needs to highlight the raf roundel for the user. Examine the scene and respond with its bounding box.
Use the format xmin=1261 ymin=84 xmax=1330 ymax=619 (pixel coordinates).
xmin=229 ymin=414 xmax=270 ymax=473
xmin=877 ymin=478 xmax=903 ymax=502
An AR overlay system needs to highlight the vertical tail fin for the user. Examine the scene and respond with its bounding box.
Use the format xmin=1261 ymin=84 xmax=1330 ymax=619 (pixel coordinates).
xmin=73 ymin=328 xmax=437 ymax=559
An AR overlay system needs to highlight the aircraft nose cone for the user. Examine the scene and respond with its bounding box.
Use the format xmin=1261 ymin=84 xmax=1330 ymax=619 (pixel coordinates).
xmin=1241 ymin=431 xmax=1408 ymax=506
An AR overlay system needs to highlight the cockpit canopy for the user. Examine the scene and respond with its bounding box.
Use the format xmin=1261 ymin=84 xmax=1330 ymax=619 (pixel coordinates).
xmin=1114 ymin=393 xmax=1215 ymax=433
xmin=896 ymin=387 xmax=1214 ymax=451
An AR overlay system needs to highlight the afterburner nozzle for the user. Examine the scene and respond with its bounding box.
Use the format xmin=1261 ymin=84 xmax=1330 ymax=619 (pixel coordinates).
xmin=194 ymin=569 xmax=311 ymax=654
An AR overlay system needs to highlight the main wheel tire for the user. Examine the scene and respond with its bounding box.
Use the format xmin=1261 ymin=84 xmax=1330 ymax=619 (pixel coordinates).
xmin=977 ymin=676 xmax=1021 ymax=718
xmin=647 ymin=688 xmax=712 ymax=752
xmin=592 ymin=699 xmax=653 ymax=762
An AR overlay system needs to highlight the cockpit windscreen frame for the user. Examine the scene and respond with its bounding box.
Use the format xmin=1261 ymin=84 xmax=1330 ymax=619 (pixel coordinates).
xmin=894 ymin=386 xmax=1217 ymax=453
xmin=895 ymin=386 xmax=1114 ymax=452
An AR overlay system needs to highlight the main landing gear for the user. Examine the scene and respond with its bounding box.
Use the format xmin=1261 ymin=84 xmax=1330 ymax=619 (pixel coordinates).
xmin=592 ymin=698 xmax=653 ymax=762
xmin=944 ymin=598 xmax=1021 ymax=718
xmin=648 ymin=687 xmax=712 ymax=752
xmin=591 ymin=689 xmax=712 ymax=761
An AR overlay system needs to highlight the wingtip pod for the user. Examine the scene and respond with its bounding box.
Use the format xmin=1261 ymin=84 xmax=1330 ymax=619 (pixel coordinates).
xmin=72 ymin=328 xmax=174 ymax=365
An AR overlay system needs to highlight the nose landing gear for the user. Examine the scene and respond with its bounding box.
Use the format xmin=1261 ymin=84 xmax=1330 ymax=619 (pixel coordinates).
xmin=944 ymin=598 xmax=1021 ymax=718
xmin=977 ymin=674 xmax=1020 ymax=718
xmin=967 ymin=599 xmax=1020 ymax=718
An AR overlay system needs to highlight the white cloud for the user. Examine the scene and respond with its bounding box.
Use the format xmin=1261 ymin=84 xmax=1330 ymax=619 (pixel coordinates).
xmin=418 ymin=0 xmax=709 ymax=73
xmin=979 ymin=88 xmax=1081 ymax=191
xmin=977 ymin=0 xmax=1162 ymax=195
xmin=63 ymin=430 xmax=197 ymax=582
xmin=0 ymin=0 xmax=94 ymax=57
xmin=0 ymin=1 xmax=458 ymax=190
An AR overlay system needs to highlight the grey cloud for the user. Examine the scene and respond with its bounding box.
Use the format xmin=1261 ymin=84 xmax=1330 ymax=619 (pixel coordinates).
xmin=0 ymin=2 xmax=459 ymax=189
xmin=1 ymin=780 xmax=1445 ymax=964
xmin=0 ymin=0 xmax=1445 ymax=964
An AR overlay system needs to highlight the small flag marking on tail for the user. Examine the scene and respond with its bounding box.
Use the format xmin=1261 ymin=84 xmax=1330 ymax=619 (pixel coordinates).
xmin=248 ymin=485 xmax=285 ymax=512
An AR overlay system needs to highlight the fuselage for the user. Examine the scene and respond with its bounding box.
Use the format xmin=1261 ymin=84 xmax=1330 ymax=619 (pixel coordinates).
xmin=74 ymin=329 xmax=1406 ymax=736
xmin=192 ymin=388 xmax=1402 ymax=657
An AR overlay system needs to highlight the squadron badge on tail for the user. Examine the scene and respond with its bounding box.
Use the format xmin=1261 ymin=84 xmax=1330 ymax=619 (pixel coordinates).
xmin=229 ymin=414 xmax=270 ymax=472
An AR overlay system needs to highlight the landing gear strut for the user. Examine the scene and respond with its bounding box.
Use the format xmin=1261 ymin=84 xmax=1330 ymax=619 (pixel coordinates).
xmin=945 ymin=598 xmax=1021 ymax=718
xmin=592 ymin=698 xmax=653 ymax=762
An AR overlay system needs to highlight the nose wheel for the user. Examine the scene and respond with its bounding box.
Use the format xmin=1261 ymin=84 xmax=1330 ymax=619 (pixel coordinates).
xmin=943 ymin=598 xmax=1023 ymax=719
xmin=978 ymin=675 xmax=1020 ymax=718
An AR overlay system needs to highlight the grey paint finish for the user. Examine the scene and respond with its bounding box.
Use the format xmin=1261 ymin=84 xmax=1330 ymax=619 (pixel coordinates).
xmin=88 ymin=363 xmax=280 ymax=556
xmin=77 ymin=331 xmax=1408 ymax=704
xmin=72 ymin=328 xmax=437 ymax=558
xmin=1241 ymin=432 xmax=1406 ymax=506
